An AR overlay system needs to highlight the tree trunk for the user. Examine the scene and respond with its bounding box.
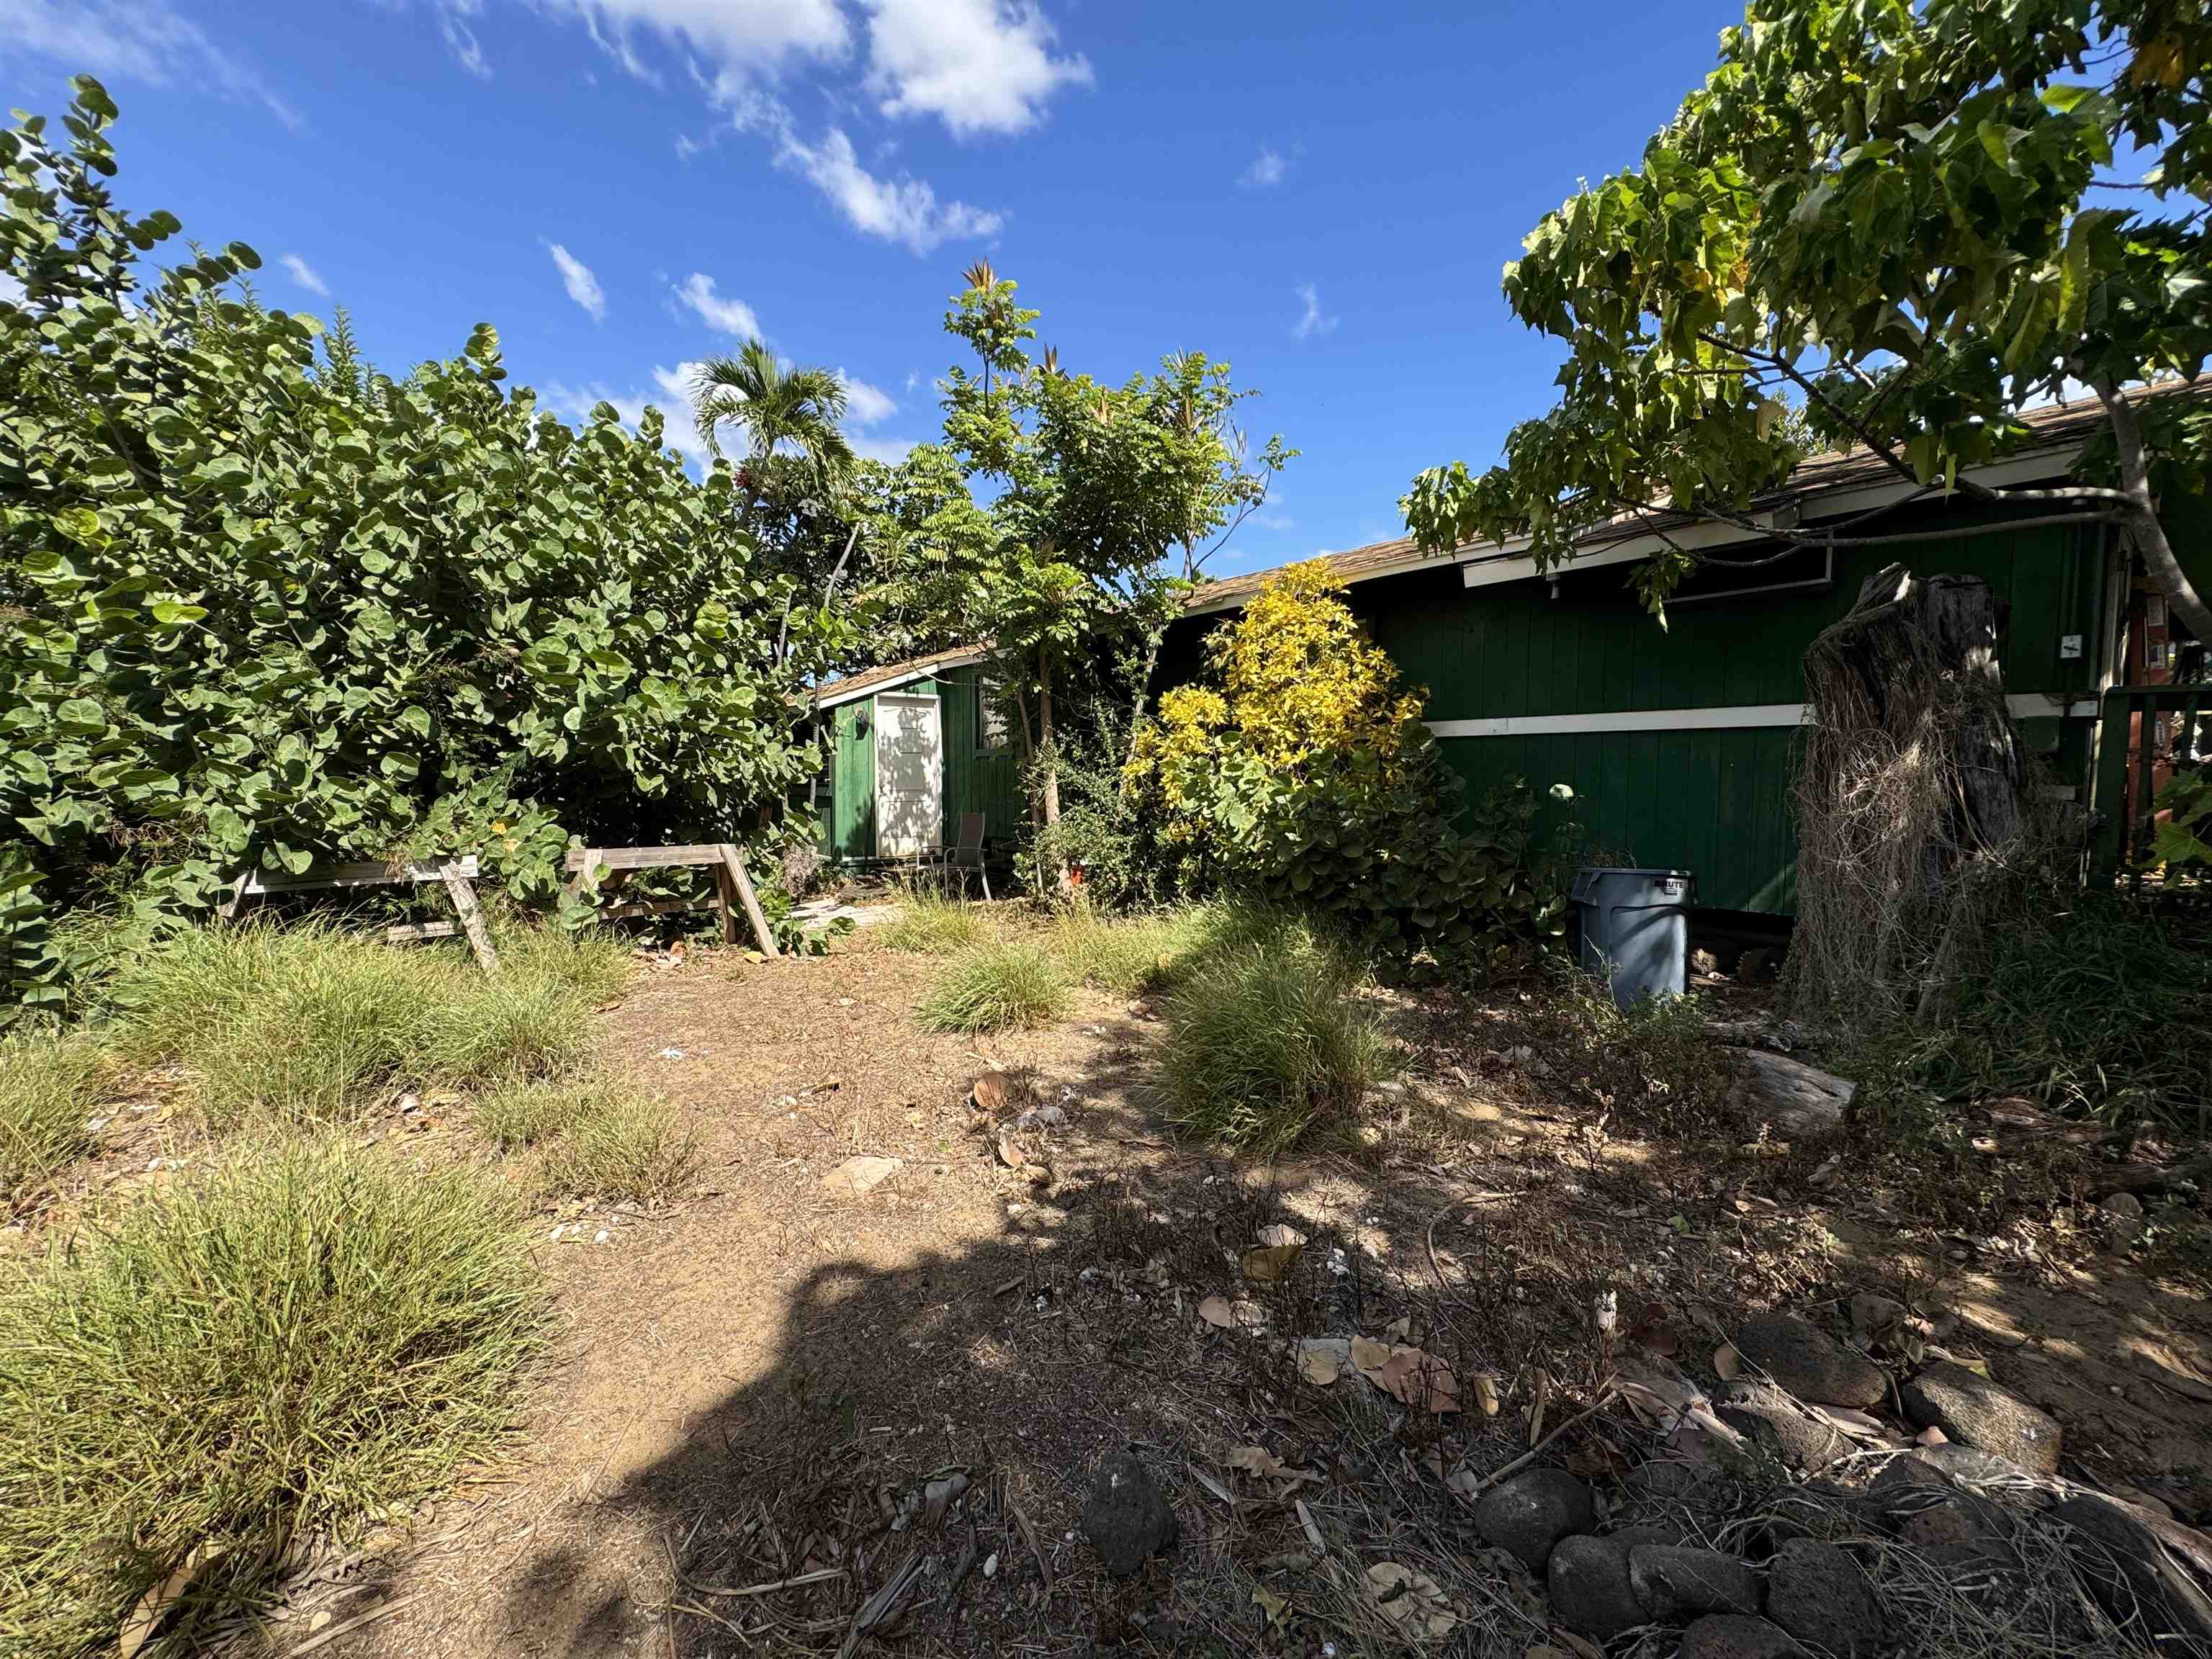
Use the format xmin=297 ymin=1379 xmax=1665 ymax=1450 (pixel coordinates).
xmin=1787 ymin=565 xmax=2042 ymax=1024
xmin=1125 ymin=621 xmax=1165 ymax=773
xmin=2097 ymin=379 xmax=2212 ymax=645
xmin=1037 ymin=647 xmax=1061 ymax=830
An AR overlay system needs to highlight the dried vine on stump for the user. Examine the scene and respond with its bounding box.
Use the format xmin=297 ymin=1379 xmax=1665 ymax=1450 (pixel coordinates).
xmin=1786 ymin=565 xmax=2063 ymax=1025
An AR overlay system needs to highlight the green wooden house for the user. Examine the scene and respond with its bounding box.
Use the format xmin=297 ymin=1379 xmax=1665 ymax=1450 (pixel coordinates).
xmin=809 ymin=647 xmax=1026 ymax=866
xmin=1168 ymin=388 xmax=2210 ymax=921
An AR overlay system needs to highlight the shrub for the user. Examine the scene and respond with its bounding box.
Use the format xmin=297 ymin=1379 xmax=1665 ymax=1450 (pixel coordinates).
xmin=880 ymin=889 xmax=994 ymax=956
xmin=1155 ymin=910 xmax=1397 ymax=1153
xmin=0 ymin=81 xmax=829 ymax=1020
xmin=920 ymin=940 xmax=1069 ymax=1033
xmin=0 ymin=1138 xmax=544 ymax=1655
xmin=537 ymin=1090 xmax=698 ymax=1205
xmin=0 ymin=1034 xmax=117 ymax=1202
xmin=476 ymin=1072 xmax=611 ymax=1151
xmin=1125 ymin=560 xmax=1573 ymax=975
xmin=1539 ymin=965 xmax=1734 ymax=1138
xmin=1048 ymin=902 xmax=1208 ymax=996
xmin=110 ymin=922 xmax=603 ymax=1127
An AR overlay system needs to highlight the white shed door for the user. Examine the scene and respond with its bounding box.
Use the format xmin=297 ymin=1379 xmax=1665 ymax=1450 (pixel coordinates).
xmin=874 ymin=693 xmax=943 ymax=857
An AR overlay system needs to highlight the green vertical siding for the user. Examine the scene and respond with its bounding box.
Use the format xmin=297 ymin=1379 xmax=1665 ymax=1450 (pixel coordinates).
xmin=1168 ymin=503 xmax=2114 ymax=917
xmin=938 ymin=665 xmax=1025 ymax=853
xmin=827 ymin=698 xmax=876 ymax=860
xmin=1357 ymin=511 xmax=2105 ymax=915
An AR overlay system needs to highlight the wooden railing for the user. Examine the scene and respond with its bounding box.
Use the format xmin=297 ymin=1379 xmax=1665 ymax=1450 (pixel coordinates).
xmin=2093 ymin=683 xmax=2208 ymax=881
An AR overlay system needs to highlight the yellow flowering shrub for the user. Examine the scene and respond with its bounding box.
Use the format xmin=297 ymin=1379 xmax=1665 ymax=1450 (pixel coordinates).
xmin=1126 ymin=559 xmax=1571 ymax=973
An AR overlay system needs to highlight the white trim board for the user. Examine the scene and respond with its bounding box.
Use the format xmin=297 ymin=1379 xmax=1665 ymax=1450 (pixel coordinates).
xmin=1426 ymin=694 xmax=2098 ymax=739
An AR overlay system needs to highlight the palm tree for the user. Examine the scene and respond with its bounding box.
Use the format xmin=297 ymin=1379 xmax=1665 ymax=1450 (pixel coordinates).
xmin=691 ymin=338 xmax=855 ymax=514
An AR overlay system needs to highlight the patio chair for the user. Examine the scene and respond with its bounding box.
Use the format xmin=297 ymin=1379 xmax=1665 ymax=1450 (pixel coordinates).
xmin=939 ymin=811 xmax=992 ymax=901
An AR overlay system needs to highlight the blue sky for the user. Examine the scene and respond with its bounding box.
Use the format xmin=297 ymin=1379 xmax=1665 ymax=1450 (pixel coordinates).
xmin=1 ymin=0 xmax=1748 ymax=576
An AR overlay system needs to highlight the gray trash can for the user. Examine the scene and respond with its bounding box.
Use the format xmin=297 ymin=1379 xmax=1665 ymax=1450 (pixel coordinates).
xmin=1571 ymin=867 xmax=1694 ymax=1009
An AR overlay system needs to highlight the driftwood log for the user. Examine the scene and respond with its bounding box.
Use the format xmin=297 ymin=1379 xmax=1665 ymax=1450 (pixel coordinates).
xmin=1722 ymin=1047 xmax=1857 ymax=1141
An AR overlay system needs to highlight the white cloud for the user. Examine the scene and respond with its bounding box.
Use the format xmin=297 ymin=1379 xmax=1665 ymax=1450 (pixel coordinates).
xmin=673 ymin=271 xmax=762 ymax=338
xmin=903 ymin=369 xmax=921 ymax=392
xmin=0 ymin=0 xmax=302 ymax=127
xmin=534 ymin=0 xmax=848 ymax=91
xmin=857 ymin=0 xmax=1089 ymax=138
xmin=543 ymin=363 xmax=711 ymax=467
xmin=279 ymin=254 xmax=328 ymax=297
xmin=546 ymin=241 xmax=606 ymax=322
xmin=767 ymin=120 xmax=1002 ymax=253
xmin=1292 ymin=282 xmax=1337 ymax=341
xmin=1240 ymin=146 xmax=1285 ymax=188
xmin=433 ymin=0 xmax=491 ymax=77
xmin=837 ymin=370 xmax=896 ymax=426
xmin=852 ymin=431 xmax=920 ymax=465
xmin=1254 ymin=512 xmax=1294 ymax=531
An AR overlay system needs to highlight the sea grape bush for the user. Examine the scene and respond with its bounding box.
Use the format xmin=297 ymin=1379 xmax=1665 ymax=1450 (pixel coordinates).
xmin=0 ymin=80 xmax=835 ymax=1017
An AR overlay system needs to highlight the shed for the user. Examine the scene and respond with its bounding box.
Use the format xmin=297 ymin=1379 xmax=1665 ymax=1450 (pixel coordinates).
xmin=809 ymin=647 xmax=1025 ymax=865
xmin=1168 ymin=387 xmax=2211 ymax=920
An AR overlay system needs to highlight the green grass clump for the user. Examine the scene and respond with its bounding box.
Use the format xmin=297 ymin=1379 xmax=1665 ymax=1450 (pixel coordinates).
xmin=0 ymin=1035 xmax=118 ymax=1203
xmin=919 ymin=939 xmax=1070 ymax=1033
xmin=1048 ymin=903 xmax=1210 ymax=997
xmin=537 ymin=1089 xmax=698 ymax=1205
xmin=0 ymin=1138 xmax=544 ymax=1656
xmin=1155 ymin=909 xmax=1396 ymax=1154
xmin=881 ymin=889 xmax=994 ymax=956
xmin=475 ymin=1072 xmax=611 ymax=1151
xmin=109 ymin=922 xmax=616 ymax=1128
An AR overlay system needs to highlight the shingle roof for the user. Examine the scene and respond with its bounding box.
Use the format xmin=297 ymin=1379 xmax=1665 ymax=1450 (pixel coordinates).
xmin=809 ymin=644 xmax=989 ymax=710
xmin=1188 ymin=384 xmax=2195 ymax=611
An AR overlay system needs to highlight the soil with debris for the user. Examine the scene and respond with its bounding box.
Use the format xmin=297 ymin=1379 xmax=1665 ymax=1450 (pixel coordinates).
xmin=213 ymin=924 xmax=2212 ymax=1659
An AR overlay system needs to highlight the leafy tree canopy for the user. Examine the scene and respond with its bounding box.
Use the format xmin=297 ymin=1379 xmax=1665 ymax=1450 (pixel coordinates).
xmin=0 ymin=79 xmax=832 ymax=1015
xmin=1402 ymin=0 xmax=2211 ymax=632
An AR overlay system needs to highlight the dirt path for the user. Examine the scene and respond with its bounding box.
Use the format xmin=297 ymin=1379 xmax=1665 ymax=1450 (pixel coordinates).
xmin=320 ymin=938 xmax=2212 ymax=1659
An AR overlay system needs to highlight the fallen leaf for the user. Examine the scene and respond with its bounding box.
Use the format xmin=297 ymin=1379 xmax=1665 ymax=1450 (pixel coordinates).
xmin=118 ymin=1542 xmax=229 ymax=1658
xmin=1298 ymin=1338 xmax=1349 ymax=1386
xmin=1253 ymin=1585 xmax=1289 ymax=1627
xmin=971 ymin=1071 xmax=1013 ymax=1114
xmin=1915 ymin=1425 xmax=1948 ymax=1447
xmin=1714 ymin=1342 xmax=1743 ymax=1381
xmin=1197 ymin=1294 xmax=1236 ymax=1329
xmin=1472 ymin=1372 xmax=1503 ymax=1416
xmin=1256 ymin=1223 xmax=1307 ymax=1249
xmin=1364 ymin=1561 xmax=1460 ymax=1642
xmin=1241 ymin=1242 xmax=1303 ymax=1282
xmin=1551 ymin=1631 xmax=1607 ymax=1659
xmin=994 ymin=1130 xmax=1026 ymax=1170
xmin=1226 ymin=1445 xmax=1321 ymax=1484
xmin=1356 ymin=1342 xmax=1462 ymax=1414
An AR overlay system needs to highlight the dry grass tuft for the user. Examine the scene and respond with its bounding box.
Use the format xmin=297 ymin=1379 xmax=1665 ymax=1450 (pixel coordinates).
xmin=536 ymin=1087 xmax=698 ymax=1206
xmin=880 ymin=889 xmax=994 ymax=956
xmin=0 ymin=1137 xmax=544 ymax=1657
xmin=0 ymin=1033 xmax=121 ymax=1204
xmin=919 ymin=939 xmax=1069 ymax=1034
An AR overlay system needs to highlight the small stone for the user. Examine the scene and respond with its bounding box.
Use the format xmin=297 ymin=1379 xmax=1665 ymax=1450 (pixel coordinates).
xmin=1733 ymin=1312 xmax=1886 ymax=1408
xmin=1628 ymin=1545 xmax=1763 ymax=1620
xmin=1715 ymin=1380 xmax=1851 ymax=1473
xmin=1081 ymin=1447 xmax=1177 ymax=1577
xmin=1677 ymin=1614 xmax=1808 ymax=1659
xmin=1899 ymin=1361 xmax=2061 ymax=1475
xmin=821 ymin=1155 xmax=902 ymax=1196
xmin=1474 ymin=1467 xmax=1595 ymax=1573
xmin=2101 ymin=1191 xmax=2144 ymax=1218
xmin=2053 ymin=1494 xmax=2212 ymax=1647
xmin=1548 ymin=1534 xmax=1647 ymax=1642
xmin=1764 ymin=1539 xmax=1886 ymax=1657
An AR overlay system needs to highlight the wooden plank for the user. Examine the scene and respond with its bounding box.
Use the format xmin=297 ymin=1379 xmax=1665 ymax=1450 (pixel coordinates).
xmin=601 ymin=896 xmax=713 ymax=922
xmin=239 ymin=855 xmax=478 ymax=896
xmin=562 ymin=844 xmax=729 ymax=873
xmin=439 ymin=869 xmax=500 ymax=974
xmin=714 ymin=860 xmax=739 ymax=947
xmin=717 ymin=844 xmax=779 ymax=958
xmin=385 ymin=920 xmax=461 ymax=943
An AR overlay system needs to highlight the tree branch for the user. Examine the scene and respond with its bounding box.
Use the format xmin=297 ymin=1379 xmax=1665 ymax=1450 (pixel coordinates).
xmin=1694 ymin=329 xmax=1933 ymax=493
xmin=2095 ymin=379 xmax=2212 ymax=643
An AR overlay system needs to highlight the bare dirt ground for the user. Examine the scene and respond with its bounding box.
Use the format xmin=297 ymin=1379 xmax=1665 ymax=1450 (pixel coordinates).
xmin=253 ymin=924 xmax=2212 ymax=1659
